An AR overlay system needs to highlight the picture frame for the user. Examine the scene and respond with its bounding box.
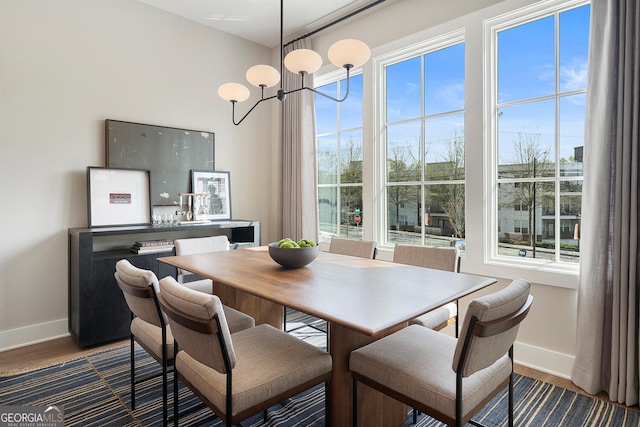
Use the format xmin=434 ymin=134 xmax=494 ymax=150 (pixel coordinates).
xmin=191 ymin=170 xmax=232 ymax=221
xmin=105 ymin=119 xmax=214 ymax=206
xmin=87 ymin=167 xmax=152 ymax=227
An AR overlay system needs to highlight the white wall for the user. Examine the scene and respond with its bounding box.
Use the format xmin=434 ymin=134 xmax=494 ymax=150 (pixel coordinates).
xmin=0 ymin=0 xmax=276 ymax=349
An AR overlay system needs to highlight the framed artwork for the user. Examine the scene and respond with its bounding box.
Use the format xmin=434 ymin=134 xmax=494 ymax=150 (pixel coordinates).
xmin=106 ymin=119 xmax=214 ymax=206
xmin=191 ymin=170 xmax=232 ymax=221
xmin=87 ymin=167 xmax=152 ymax=227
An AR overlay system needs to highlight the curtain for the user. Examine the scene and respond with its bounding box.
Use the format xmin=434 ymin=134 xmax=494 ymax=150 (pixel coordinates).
xmin=279 ymin=38 xmax=319 ymax=241
xmin=571 ymin=0 xmax=640 ymax=406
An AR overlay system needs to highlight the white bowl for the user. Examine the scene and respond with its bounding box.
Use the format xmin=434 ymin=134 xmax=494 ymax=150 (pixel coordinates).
xmin=268 ymin=242 xmax=319 ymax=268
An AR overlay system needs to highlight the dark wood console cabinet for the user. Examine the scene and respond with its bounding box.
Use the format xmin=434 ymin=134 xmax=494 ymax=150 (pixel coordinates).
xmin=68 ymin=220 xmax=260 ymax=347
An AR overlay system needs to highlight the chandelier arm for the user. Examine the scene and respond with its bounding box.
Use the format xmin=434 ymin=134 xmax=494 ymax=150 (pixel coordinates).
xmin=231 ymin=94 xmax=280 ymax=126
xmin=284 ymin=66 xmax=352 ymax=102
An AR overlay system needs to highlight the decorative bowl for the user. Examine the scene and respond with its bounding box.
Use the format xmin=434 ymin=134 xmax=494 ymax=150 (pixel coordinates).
xmin=268 ymin=242 xmax=320 ymax=268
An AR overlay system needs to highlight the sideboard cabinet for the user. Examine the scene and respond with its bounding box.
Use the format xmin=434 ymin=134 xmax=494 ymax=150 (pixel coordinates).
xmin=68 ymin=220 xmax=260 ymax=347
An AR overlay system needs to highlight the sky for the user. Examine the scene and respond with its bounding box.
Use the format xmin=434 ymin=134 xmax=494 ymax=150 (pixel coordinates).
xmin=314 ymin=3 xmax=591 ymax=176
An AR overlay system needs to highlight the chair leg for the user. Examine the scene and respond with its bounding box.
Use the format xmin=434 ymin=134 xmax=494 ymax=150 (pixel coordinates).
xmin=325 ymin=381 xmax=331 ymax=427
xmin=283 ymin=306 xmax=288 ymax=332
xmin=130 ymin=333 xmax=135 ymax=410
xmin=509 ymin=348 xmax=514 ymax=427
xmin=352 ymin=379 xmax=357 ymax=427
xmin=173 ymin=345 xmax=179 ymax=427
xmin=412 ymin=407 xmax=418 ymax=424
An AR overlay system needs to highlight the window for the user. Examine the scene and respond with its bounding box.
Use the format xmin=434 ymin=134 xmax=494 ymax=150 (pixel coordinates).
xmin=316 ymin=73 xmax=364 ymax=239
xmin=487 ymin=0 xmax=589 ymax=266
xmin=381 ymin=33 xmax=466 ymax=248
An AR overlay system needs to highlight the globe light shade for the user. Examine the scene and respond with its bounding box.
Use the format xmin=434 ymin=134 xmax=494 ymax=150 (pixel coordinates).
xmin=328 ymin=39 xmax=371 ymax=68
xmin=246 ymin=64 xmax=280 ymax=88
xmin=284 ymin=49 xmax=323 ymax=74
xmin=218 ymin=82 xmax=250 ymax=102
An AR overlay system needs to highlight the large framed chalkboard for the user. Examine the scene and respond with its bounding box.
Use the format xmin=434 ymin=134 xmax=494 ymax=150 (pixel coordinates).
xmin=106 ymin=119 xmax=214 ymax=206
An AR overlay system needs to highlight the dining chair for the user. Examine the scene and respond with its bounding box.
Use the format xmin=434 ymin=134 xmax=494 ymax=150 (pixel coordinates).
xmin=350 ymin=278 xmax=533 ymax=427
xmin=173 ymin=235 xmax=230 ymax=294
xmin=284 ymin=236 xmax=377 ymax=334
xmin=392 ymin=244 xmax=461 ymax=337
xmin=328 ymin=236 xmax=377 ymax=259
xmin=157 ymin=276 xmax=333 ymax=427
xmin=114 ymin=259 xmax=255 ymax=426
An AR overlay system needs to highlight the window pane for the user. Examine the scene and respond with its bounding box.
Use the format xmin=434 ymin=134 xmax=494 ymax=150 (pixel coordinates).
xmin=340 ymin=186 xmax=363 ymax=239
xmin=387 ymin=122 xmax=421 ymax=182
xmin=318 ymin=186 xmax=338 ymax=234
xmin=498 ymin=99 xmax=556 ymax=178
xmin=315 ymin=82 xmax=338 ymax=134
xmin=425 ymin=43 xmax=465 ymax=115
xmin=498 ymin=181 xmax=555 ymax=259
xmin=425 ymin=113 xmax=465 ymax=181
xmin=559 ymin=5 xmax=590 ymax=93
xmin=387 ymin=184 xmax=420 ymax=243
xmin=317 ymin=135 xmax=337 ymax=184
xmin=340 ymin=74 xmax=363 ymax=130
xmin=497 ymin=16 xmax=555 ymax=103
xmin=426 ymin=183 xmax=465 ymax=241
xmin=559 ymin=93 xmax=585 ymax=177
xmin=386 ymin=57 xmax=421 ymax=123
xmin=559 ymin=180 xmax=582 ymax=263
xmin=340 ymin=131 xmax=363 ymax=184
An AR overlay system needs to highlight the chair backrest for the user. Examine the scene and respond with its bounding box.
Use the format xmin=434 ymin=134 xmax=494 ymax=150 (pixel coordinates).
xmin=453 ymin=278 xmax=532 ymax=377
xmin=328 ymin=237 xmax=376 ymax=259
xmin=174 ymin=235 xmax=230 ymax=277
xmin=158 ymin=276 xmax=235 ymax=374
xmin=392 ymin=244 xmax=460 ymax=272
xmin=114 ymin=259 xmax=163 ymax=328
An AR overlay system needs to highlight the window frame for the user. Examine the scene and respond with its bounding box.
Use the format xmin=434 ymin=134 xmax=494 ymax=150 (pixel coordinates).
xmin=483 ymin=0 xmax=588 ymax=276
xmin=374 ymin=29 xmax=467 ymax=250
xmin=315 ymin=68 xmax=366 ymax=241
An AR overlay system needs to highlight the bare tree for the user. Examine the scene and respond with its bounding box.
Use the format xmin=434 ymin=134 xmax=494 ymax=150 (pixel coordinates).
xmin=387 ymin=144 xmax=419 ymax=230
xmin=500 ymin=132 xmax=553 ymax=254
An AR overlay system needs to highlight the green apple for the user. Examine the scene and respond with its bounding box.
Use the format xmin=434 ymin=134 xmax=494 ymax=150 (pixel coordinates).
xmin=297 ymin=238 xmax=317 ymax=247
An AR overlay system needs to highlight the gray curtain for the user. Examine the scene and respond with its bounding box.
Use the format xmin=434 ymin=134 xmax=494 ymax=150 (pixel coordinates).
xmin=571 ymin=0 xmax=639 ymax=406
xmin=279 ymin=38 xmax=319 ymax=241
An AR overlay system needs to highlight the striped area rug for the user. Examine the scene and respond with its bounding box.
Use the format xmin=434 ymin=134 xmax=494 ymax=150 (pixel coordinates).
xmin=1 ymin=327 xmax=639 ymax=426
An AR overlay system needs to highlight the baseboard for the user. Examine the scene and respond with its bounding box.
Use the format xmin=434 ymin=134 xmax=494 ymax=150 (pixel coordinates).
xmin=514 ymin=341 xmax=575 ymax=379
xmin=0 ymin=319 xmax=69 ymax=352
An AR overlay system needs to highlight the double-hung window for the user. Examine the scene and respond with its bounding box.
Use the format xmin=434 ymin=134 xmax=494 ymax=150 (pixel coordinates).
xmin=486 ymin=0 xmax=590 ymax=267
xmin=316 ymin=73 xmax=364 ymax=239
xmin=379 ymin=32 xmax=466 ymax=249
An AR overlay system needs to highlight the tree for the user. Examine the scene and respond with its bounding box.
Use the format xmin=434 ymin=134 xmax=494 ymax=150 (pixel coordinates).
xmin=387 ymin=144 xmax=419 ymax=230
xmin=500 ymin=132 xmax=554 ymax=255
xmin=425 ymin=132 xmax=465 ymax=238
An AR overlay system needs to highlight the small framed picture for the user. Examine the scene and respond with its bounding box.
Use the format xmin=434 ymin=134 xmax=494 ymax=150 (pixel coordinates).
xmin=191 ymin=170 xmax=232 ymax=221
xmin=87 ymin=167 xmax=152 ymax=227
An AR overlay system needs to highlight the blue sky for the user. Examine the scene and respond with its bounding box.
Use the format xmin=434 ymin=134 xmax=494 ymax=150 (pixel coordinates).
xmin=315 ymin=3 xmax=591 ymax=175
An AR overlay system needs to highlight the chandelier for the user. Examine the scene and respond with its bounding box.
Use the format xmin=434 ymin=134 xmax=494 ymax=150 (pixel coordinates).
xmin=217 ymin=0 xmax=371 ymax=125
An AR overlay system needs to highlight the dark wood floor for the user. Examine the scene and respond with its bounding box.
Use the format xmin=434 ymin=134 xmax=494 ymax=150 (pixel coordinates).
xmin=1 ymin=336 xmax=638 ymax=414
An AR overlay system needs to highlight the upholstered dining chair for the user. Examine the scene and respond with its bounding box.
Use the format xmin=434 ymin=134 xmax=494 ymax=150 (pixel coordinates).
xmin=173 ymin=235 xmax=230 ymax=294
xmin=328 ymin=236 xmax=377 ymax=259
xmin=114 ymin=259 xmax=255 ymax=426
xmin=284 ymin=236 xmax=377 ymax=334
xmin=350 ymin=278 xmax=533 ymax=427
xmin=157 ymin=276 xmax=333 ymax=427
xmin=392 ymin=244 xmax=461 ymax=337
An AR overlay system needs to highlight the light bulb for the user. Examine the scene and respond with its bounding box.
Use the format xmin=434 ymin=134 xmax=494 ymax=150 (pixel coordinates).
xmin=284 ymin=49 xmax=323 ymax=74
xmin=217 ymin=82 xmax=250 ymax=102
xmin=328 ymin=39 xmax=371 ymax=68
xmin=246 ymin=64 xmax=280 ymax=88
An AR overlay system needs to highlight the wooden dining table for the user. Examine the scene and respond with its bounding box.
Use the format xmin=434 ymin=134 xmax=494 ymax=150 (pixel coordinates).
xmin=158 ymin=246 xmax=496 ymax=426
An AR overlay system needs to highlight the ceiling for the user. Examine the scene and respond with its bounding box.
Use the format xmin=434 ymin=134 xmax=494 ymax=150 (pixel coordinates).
xmin=136 ymin=0 xmax=387 ymax=48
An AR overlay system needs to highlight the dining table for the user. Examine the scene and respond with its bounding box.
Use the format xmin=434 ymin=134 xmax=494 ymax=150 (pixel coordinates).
xmin=158 ymin=245 xmax=497 ymax=426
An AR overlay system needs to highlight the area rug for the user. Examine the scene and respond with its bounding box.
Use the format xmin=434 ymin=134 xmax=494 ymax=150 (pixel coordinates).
xmin=1 ymin=330 xmax=638 ymax=426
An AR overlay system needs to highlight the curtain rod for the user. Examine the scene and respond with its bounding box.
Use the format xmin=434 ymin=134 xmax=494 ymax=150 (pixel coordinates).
xmin=284 ymin=0 xmax=387 ymax=47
